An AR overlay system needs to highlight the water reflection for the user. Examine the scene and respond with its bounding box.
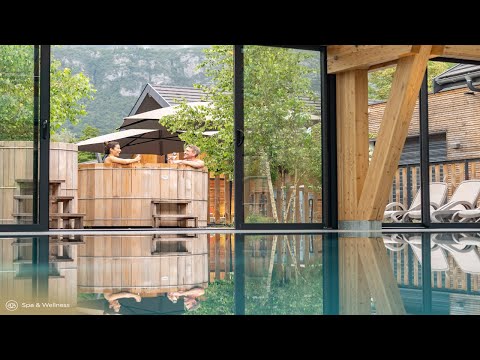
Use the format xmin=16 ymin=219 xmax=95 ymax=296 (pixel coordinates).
xmin=244 ymin=234 xmax=324 ymax=315
xmin=340 ymin=237 xmax=405 ymax=315
xmin=76 ymin=234 xmax=209 ymax=315
xmin=2 ymin=231 xmax=480 ymax=314
xmin=0 ymin=236 xmax=80 ymax=314
xmin=383 ymin=232 xmax=480 ymax=314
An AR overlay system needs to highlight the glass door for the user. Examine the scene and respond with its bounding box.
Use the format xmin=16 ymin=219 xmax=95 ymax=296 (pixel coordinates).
xmin=0 ymin=45 xmax=50 ymax=231
xmin=235 ymin=45 xmax=327 ymax=229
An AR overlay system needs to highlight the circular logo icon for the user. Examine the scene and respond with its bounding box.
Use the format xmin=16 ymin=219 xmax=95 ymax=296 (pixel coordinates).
xmin=5 ymin=300 xmax=18 ymax=312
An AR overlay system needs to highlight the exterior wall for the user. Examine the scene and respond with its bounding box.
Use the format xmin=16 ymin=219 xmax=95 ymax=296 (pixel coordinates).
xmin=369 ymin=87 xmax=480 ymax=161
xmin=78 ymin=163 xmax=208 ymax=227
xmin=136 ymin=95 xmax=162 ymax=114
xmin=0 ymin=142 xmax=78 ymax=225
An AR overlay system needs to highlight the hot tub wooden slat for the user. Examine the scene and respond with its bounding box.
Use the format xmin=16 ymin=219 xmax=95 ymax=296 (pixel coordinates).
xmin=78 ymin=164 xmax=208 ymax=227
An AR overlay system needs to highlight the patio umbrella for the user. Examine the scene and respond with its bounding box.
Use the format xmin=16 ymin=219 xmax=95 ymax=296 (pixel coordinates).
xmin=76 ymin=128 xmax=185 ymax=155
xmin=77 ymin=102 xmax=217 ymax=155
xmin=119 ymin=102 xmax=213 ymax=130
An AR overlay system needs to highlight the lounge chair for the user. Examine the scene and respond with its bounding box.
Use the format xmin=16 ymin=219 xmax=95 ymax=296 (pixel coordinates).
xmin=382 ymin=233 xmax=408 ymax=252
xmin=383 ymin=182 xmax=448 ymax=223
xmin=433 ymin=233 xmax=480 ymax=275
xmin=403 ymin=234 xmax=449 ymax=272
xmin=451 ymin=208 xmax=480 ymax=223
xmin=431 ymin=180 xmax=480 ymax=223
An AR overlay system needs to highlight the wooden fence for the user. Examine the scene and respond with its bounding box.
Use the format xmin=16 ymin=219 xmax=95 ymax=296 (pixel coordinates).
xmin=0 ymin=142 xmax=78 ymax=225
xmin=390 ymin=158 xmax=480 ymax=209
xmin=386 ymin=244 xmax=480 ymax=294
xmin=209 ymin=158 xmax=480 ymax=226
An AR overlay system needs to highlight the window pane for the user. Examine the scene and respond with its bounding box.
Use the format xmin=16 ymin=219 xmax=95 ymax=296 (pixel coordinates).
xmin=0 ymin=45 xmax=38 ymax=225
xmin=243 ymin=46 xmax=322 ymax=224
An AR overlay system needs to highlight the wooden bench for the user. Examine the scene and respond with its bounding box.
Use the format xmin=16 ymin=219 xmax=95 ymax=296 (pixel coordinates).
xmin=152 ymin=214 xmax=198 ymax=228
xmin=151 ymin=236 xmax=195 ymax=254
xmin=15 ymin=179 xmax=65 ymax=196
xmin=151 ymin=199 xmax=198 ymax=227
xmin=13 ymin=178 xmax=82 ymax=228
xmin=49 ymin=213 xmax=86 ymax=229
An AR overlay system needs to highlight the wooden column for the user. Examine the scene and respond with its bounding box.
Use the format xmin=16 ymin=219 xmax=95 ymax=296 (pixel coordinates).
xmin=357 ymin=237 xmax=405 ymax=314
xmin=358 ymin=45 xmax=432 ymax=220
xmin=336 ymin=69 xmax=369 ymax=221
xmin=334 ymin=46 xmax=431 ymax=314
xmin=336 ymin=69 xmax=371 ymax=313
xmin=339 ymin=238 xmax=371 ymax=314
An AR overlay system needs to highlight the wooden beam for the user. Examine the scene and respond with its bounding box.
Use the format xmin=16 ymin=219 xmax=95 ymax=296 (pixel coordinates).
xmin=328 ymin=45 xmax=420 ymax=74
xmin=336 ymin=69 xmax=369 ymax=220
xmin=360 ymin=46 xmax=445 ymax=72
xmin=357 ymin=46 xmax=432 ymax=220
xmin=431 ymin=45 xmax=445 ymax=57
xmin=440 ymin=45 xmax=480 ymax=62
xmin=369 ymin=59 xmax=398 ymax=72
xmin=339 ymin=239 xmax=371 ymax=314
xmin=357 ymin=237 xmax=405 ymax=315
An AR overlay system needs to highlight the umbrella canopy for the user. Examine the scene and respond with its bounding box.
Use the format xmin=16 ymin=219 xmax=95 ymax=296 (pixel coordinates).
xmin=77 ymin=102 xmax=216 ymax=155
xmin=119 ymin=102 xmax=213 ymax=130
xmin=76 ymin=128 xmax=185 ymax=155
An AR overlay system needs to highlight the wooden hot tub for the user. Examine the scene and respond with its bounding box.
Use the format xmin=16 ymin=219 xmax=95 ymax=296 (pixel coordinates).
xmin=77 ymin=234 xmax=209 ymax=295
xmin=78 ymin=163 xmax=208 ymax=227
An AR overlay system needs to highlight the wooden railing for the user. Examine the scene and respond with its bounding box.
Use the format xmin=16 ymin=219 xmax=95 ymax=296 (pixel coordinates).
xmin=386 ymin=245 xmax=480 ymax=294
xmin=390 ymin=157 xmax=480 ymax=209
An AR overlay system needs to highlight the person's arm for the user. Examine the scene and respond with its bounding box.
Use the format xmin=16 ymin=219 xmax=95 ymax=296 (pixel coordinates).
xmin=171 ymin=287 xmax=205 ymax=298
xmin=173 ymin=159 xmax=204 ymax=169
xmin=106 ymin=155 xmax=141 ymax=165
xmin=104 ymin=292 xmax=141 ymax=302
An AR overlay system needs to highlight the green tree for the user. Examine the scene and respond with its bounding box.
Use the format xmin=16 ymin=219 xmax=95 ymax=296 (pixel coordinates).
xmin=160 ymin=45 xmax=321 ymax=217
xmin=161 ymin=47 xmax=320 ymax=294
xmin=368 ymin=61 xmax=456 ymax=101
xmin=49 ymin=124 xmax=100 ymax=163
xmin=0 ymin=45 xmax=95 ymax=140
xmin=77 ymin=125 xmax=100 ymax=163
xmin=187 ymin=259 xmax=323 ymax=315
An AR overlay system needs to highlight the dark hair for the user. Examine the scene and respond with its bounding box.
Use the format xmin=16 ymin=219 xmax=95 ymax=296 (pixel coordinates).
xmin=104 ymin=141 xmax=120 ymax=155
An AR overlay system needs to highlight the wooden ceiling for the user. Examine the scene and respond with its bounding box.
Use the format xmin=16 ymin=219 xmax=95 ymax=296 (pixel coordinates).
xmin=327 ymin=45 xmax=480 ymax=74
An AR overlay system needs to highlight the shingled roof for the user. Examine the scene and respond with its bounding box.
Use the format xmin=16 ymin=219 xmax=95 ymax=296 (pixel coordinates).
xmin=433 ymin=63 xmax=480 ymax=93
xmin=129 ymin=84 xmax=321 ymax=116
xmin=151 ymin=85 xmax=206 ymax=105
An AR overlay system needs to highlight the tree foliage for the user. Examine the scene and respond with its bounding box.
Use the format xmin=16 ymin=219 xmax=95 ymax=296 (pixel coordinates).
xmin=0 ymin=45 xmax=95 ymax=141
xmin=53 ymin=46 xmax=208 ymax=135
xmin=187 ymin=259 xmax=323 ymax=315
xmin=160 ymin=45 xmax=321 ymax=186
xmin=368 ymin=61 xmax=456 ymax=101
xmin=50 ymin=124 xmax=100 ymax=163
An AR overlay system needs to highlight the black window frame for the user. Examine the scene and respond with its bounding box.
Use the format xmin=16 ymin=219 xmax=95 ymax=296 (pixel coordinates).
xmin=0 ymin=45 xmax=50 ymax=233
xmin=234 ymin=45 xmax=334 ymax=230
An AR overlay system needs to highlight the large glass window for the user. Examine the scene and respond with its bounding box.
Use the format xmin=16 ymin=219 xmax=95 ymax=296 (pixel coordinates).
xmin=242 ymin=46 xmax=322 ymax=225
xmin=0 ymin=45 xmax=42 ymax=227
xmin=428 ymin=60 xmax=480 ymax=226
xmin=368 ymin=66 xmax=422 ymax=225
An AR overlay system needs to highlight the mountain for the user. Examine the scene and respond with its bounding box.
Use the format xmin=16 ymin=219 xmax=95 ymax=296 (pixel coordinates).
xmin=53 ymin=45 xmax=209 ymax=135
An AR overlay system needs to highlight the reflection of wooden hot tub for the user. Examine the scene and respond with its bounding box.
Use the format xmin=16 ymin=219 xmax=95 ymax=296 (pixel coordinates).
xmin=77 ymin=235 xmax=208 ymax=295
xmin=78 ymin=163 xmax=208 ymax=227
